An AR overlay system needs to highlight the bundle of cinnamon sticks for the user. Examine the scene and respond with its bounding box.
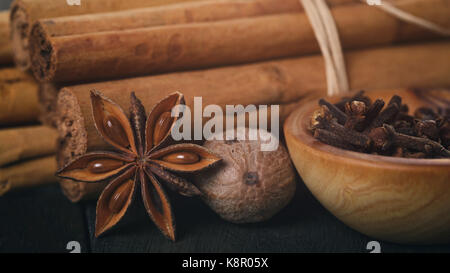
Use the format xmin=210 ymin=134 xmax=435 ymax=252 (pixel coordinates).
xmin=0 ymin=10 xmax=58 ymax=195
xmin=0 ymin=67 xmax=59 ymax=195
xmin=28 ymin=0 xmax=450 ymax=83
xmin=3 ymin=0 xmax=450 ymax=201
xmin=0 ymin=126 xmax=58 ymax=196
xmin=10 ymin=0 xmax=208 ymax=70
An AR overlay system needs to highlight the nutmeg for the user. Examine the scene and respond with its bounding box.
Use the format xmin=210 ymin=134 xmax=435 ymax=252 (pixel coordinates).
xmin=195 ymin=128 xmax=296 ymax=223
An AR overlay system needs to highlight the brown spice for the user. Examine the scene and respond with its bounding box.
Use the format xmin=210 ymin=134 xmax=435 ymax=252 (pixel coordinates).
xmin=196 ymin=128 xmax=296 ymax=224
xmin=344 ymin=100 xmax=367 ymax=130
xmin=56 ymin=91 xmax=221 ymax=240
xmin=310 ymin=91 xmax=450 ymax=158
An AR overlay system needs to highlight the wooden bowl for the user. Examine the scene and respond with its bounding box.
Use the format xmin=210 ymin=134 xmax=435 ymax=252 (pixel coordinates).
xmin=284 ymin=89 xmax=450 ymax=244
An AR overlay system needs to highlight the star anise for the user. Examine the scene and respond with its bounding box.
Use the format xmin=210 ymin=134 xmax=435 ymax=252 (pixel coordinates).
xmin=57 ymin=91 xmax=221 ymax=241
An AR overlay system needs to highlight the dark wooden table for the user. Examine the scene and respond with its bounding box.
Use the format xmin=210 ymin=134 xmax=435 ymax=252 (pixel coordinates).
xmin=1 ymin=179 xmax=449 ymax=253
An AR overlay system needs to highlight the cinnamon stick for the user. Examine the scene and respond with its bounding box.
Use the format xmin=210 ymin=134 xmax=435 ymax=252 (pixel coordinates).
xmin=0 ymin=68 xmax=40 ymax=125
xmin=33 ymin=0 xmax=317 ymax=37
xmin=0 ymin=125 xmax=57 ymax=167
xmin=38 ymin=82 xmax=60 ymax=127
xmin=10 ymin=0 xmax=205 ymax=71
xmin=0 ymin=11 xmax=13 ymax=66
xmin=0 ymin=156 xmax=58 ymax=196
xmin=56 ymin=41 xmax=450 ymax=201
xmin=31 ymin=0 xmax=450 ymax=83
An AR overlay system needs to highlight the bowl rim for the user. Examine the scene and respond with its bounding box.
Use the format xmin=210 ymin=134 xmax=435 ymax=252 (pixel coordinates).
xmin=285 ymin=98 xmax=450 ymax=167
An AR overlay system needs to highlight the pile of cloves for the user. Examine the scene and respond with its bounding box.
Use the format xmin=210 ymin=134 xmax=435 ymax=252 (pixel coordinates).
xmin=310 ymin=91 xmax=450 ymax=158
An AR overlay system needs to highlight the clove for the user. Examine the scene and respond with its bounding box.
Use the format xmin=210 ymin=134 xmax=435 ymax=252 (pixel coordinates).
xmin=319 ymin=98 xmax=347 ymax=125
xmin=309 ymin=91 xmax=450 ymax=158
xmin=384 ymin=124 xmax=450 ymax=157
xmin=414 ymin=120 xmax=440 ymax=141
xmin=313 ymin=129 xmax=357 ymax=151
xmin=365 ymin=103 xmax=399 ymax=132
xmin=315 ymin=116 xmax=372 ymax=151
xmin=344 ymin=100 xmax=367 ymax=131
xmin=358 ymin=99 xmax=385 ymax=131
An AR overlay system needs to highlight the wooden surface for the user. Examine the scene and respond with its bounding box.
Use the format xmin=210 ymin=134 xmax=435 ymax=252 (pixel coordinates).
xmin=0 ymin=185 xmax=88 ymax=252
xmin=1 ymin=180 xmax=450 ymax=253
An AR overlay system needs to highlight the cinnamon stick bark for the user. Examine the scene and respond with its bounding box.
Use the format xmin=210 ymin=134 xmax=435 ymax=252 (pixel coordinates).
xmin=31 ymin=0 xmax=450 ymax=83
xmin=33 ymin=0 xmax=318 ymax=37
xmin=0 ymin=11 xmax=13 ymax=66
xmin=56 ymin=42 xmax=450 ymax=201
xmin=0 ymin=68 xmax=40 ymax=125
xmin=10 ymin=0 xmax=205 ymax=71
xmin=38 ymin=82 xmax=60 ymax=127
xmin=0 ymin=156 xmax=58 ymax=196
xmin=22 ymin=0 xmax=355 ymax=74
xmin=0 ymin=126 xmax=57 ymax=167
